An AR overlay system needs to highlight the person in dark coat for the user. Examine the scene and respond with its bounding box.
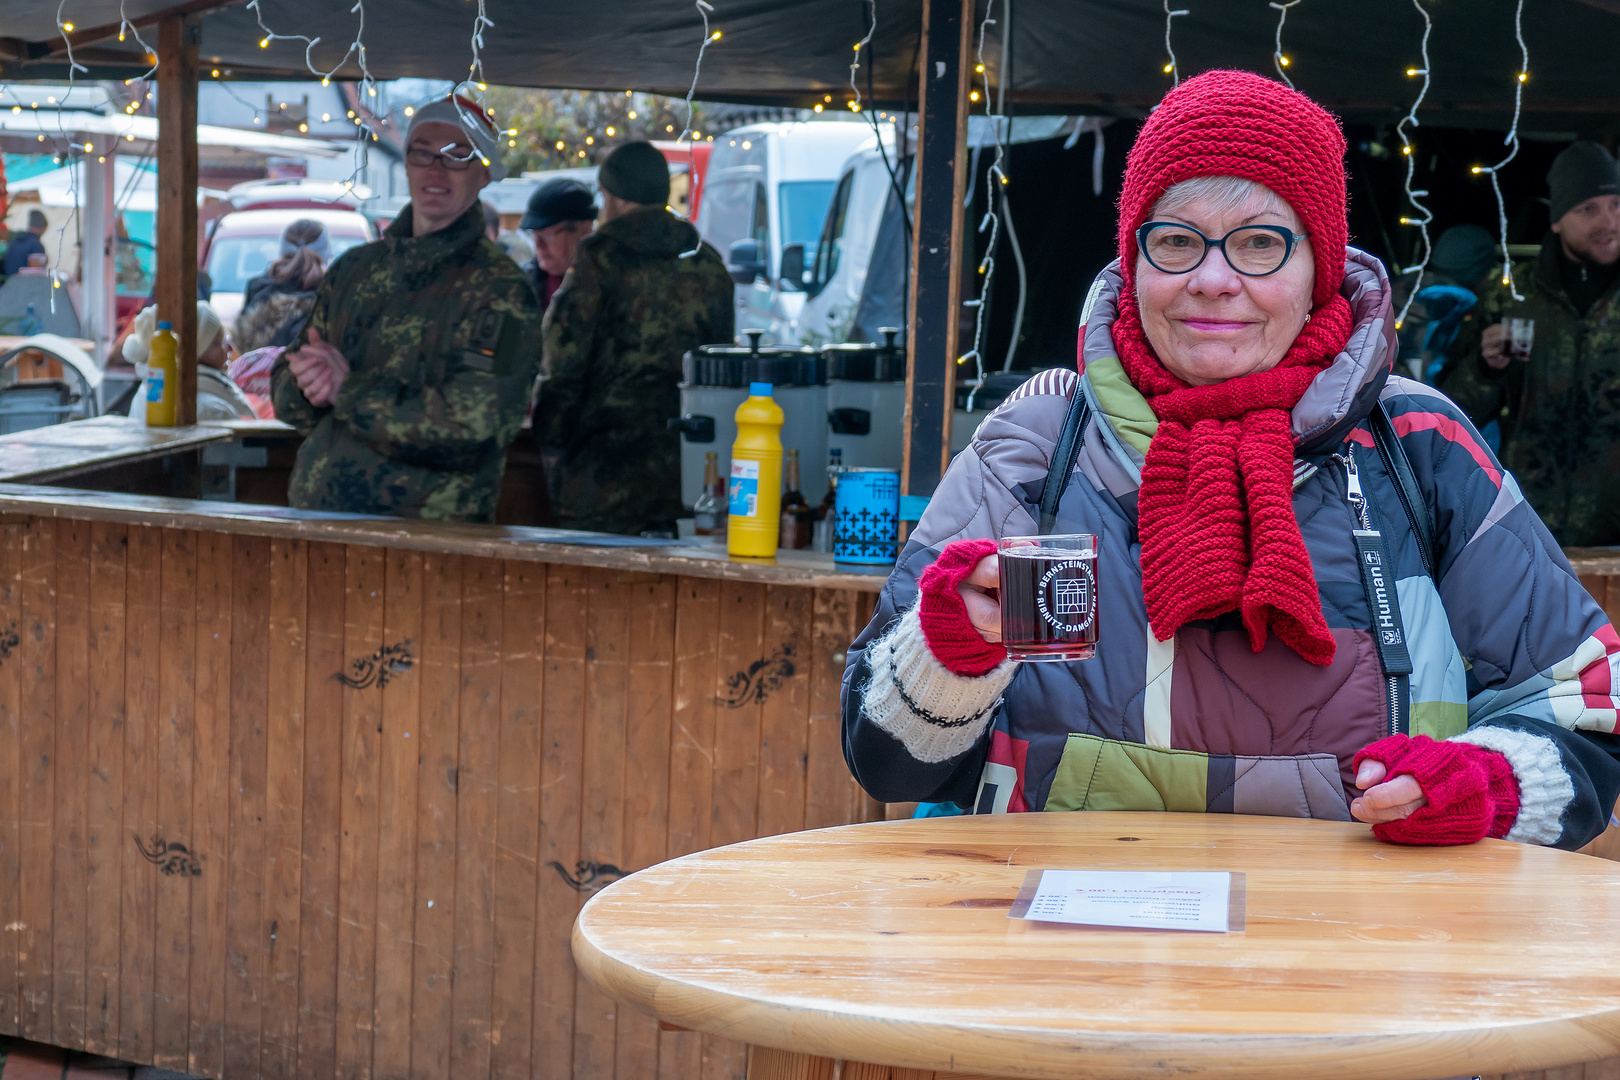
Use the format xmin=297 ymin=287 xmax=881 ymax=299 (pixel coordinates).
xmin=234 ymin=218 xmax=330 ymax=353
xmin=519 ymin=178 xmax=595 ymax=312
xmin=2 ymin=210 xmax=48 ymax=276
xmin=535 ymin=142 xmax=734 ymax=536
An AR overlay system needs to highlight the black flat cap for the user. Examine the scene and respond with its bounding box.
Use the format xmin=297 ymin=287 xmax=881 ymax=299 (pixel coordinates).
xmin=598 ymin=142 xmax=671 ymax=206
xmin=520 ymin=178 xmax=597 ymax=231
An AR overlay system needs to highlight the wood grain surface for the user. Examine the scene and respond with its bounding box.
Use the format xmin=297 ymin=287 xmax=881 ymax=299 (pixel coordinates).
xmin=0 ymin=418 xmax=232 ymax=484
xmin=574 ymin=813 xmax=1620 ymax=1080
xmin=0 ymin=516 xmax=882 ymax=1079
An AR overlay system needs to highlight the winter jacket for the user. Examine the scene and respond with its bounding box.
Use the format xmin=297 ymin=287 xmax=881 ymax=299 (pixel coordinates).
xmin=234 ymin=285 xmax=315 ymax=354
xmin=535 ymin=206 xmax=734 ymax=535
xmin=842 ymin=250 xmax=1620 ymax=850
xmin=1439 ymin=234 xmax=1620 ymax=545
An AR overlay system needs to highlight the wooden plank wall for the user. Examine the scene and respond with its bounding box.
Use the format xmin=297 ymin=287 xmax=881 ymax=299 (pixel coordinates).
xmin=0 ymin=517 xmax=879 ymax=1080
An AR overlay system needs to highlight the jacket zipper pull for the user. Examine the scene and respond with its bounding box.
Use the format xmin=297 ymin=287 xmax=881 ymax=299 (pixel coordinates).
xmin=1335 ymin=448 xmax=1373 ymax=531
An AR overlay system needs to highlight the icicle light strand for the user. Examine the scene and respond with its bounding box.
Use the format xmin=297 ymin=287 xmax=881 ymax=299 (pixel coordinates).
xmin=1472 ymin=0 xmax=1529 ymax=301
xmin=1163 ymin=0 xmax=1190 ymax=85
xmin=678 ymin=0 xmax=718 ymax=258
xmin=1269 ymin=0 xmax=1302 ymax=89
xmin=1392 ymin=0 xmax=1435 ymax=331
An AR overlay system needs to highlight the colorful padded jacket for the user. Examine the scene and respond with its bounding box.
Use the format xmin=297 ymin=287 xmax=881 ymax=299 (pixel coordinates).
xmin=841 ymin=250 xmax=1620 ymax=849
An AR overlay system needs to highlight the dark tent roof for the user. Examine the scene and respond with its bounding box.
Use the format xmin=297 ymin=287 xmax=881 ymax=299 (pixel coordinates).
xmin=4 ymin=0 xmax=1618 ymax=131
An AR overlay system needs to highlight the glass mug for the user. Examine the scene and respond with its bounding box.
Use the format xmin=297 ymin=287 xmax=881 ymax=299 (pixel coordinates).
xmin=1505 ymin=317 xmax=1535 ymax=361
xmin=997 ymin=533 xmax=1099 ymax=662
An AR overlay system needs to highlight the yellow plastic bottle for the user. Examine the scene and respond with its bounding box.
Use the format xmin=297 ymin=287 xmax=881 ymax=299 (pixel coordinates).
xmin=144 ymin=320 xmax=179 ymax=428
xmin=726 ymin=381 xmax=784 ymax=557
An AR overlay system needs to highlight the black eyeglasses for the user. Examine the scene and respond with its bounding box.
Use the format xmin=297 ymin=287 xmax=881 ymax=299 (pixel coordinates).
xmin=1136 ymin=221 xmax=1307 ymax=277
xmin=405 ymin=146 xmax=477 ymax=172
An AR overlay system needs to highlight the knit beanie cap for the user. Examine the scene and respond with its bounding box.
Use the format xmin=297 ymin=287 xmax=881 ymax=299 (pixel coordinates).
xmin=1547 ymin=141 xmax=1620 ymax=223
xmin=1429 ymin=224 xmax=1497 ymax=287
xmin=1116 ymin=70 xmax=1348 ymax=311
xmin=598 ymin=142 xmax=671 ymax=206
xmin=405 ymin=96 xmax=508 ymax=181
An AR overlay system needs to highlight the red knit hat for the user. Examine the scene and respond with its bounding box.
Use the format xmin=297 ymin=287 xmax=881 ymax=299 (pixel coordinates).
xmin=1116 ymin=70 xmax=1348 ymax=310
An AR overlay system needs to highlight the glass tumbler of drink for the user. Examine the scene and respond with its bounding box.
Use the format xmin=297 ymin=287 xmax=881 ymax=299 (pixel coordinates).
xmin=997 ymin=533 xmax=1099 ymax=662
xmin=1506 ymin=317 xmax=1535 ymax=361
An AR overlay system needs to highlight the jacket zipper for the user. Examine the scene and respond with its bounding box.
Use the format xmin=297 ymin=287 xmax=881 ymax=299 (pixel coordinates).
xmin=1334 ymin=448 xmax=1403 ymax=738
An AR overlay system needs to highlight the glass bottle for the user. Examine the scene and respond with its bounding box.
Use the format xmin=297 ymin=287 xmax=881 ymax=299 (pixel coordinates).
xmin=779 ymin=448 xmax=812 ymax=549
xmin=693 ymin=451 xmax=724 ymax=537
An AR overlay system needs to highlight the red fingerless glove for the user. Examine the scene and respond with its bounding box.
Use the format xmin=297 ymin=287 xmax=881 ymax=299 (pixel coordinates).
xmin=1352 ymin=735 xmax=1521 ymax=846
xmin=917 ymin=538 xmax=1007 ymax=677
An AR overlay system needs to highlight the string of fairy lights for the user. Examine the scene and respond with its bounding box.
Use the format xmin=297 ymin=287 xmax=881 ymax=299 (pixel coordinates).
xmin=1269 ymin=0 xmax=1302 ymax=90
xmin=957 ymin=0 xmax=1015 ymax=396
xmin=1471 ymin=0 xmax=1530 ymax=302
xmin=0 ymin=0 xmax=1555 ymax=336
xmin=1392 ymin=0 xmax=1436 ymax=330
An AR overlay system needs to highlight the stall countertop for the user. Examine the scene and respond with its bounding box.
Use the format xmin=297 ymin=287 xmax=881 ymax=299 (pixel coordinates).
xmin=0 ymin=415 xmax=236 ymax=483
xmin=0 ymin=483 xmax=892 ymax=592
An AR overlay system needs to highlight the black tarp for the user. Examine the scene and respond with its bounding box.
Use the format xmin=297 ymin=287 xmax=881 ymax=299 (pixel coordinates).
xmin=3 ymin=1 xmax=1618 ymax=131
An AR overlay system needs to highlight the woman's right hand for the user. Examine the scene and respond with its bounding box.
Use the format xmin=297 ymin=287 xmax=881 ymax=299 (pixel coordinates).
xmin=959 ymin=552 xmax=1003 ymax=643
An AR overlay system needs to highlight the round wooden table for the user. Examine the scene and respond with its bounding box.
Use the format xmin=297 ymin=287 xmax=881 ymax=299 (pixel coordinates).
xmin=571 ymin=813 xmax=1620 ymax=1080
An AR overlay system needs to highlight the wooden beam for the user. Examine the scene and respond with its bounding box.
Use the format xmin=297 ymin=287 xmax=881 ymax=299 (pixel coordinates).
xmin=155 ymin=14 xmax=199 ymax=427
xmin=901 ymin=0 xmax=974 ymax=499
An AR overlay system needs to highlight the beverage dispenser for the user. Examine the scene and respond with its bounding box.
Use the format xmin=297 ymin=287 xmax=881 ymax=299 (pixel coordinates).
xmin=672 ymin=330 xmax=827 ymax=512
xmin=822 ymin=327 xmax=907 ymax=472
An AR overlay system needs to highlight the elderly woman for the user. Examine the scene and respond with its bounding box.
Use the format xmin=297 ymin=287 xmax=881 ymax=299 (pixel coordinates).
xmin=842 ymin=71 xmax=1620 ymax=848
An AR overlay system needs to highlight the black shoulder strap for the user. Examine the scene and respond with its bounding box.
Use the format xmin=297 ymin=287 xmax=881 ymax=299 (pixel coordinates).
xmin=1369 ymin=401 xmax=1436 ymax=580
xmin=1038 ymin=379 xmax=1091 ymax=534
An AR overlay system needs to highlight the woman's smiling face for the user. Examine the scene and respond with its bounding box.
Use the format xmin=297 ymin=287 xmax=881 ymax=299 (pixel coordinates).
xmin=1134 ymin=179 xmax=1317 ymax=387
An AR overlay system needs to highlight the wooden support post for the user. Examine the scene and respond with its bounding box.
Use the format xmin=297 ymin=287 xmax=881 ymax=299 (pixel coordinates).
xmin=901 ymin=0 xmax=975 ymax=500
xmin=80 ymin=136 xmax=117 ymax=384
xmin=155 ymin=14 xmax=199 ymax=427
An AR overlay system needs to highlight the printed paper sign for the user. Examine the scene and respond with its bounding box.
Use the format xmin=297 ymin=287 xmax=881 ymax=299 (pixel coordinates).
xmin=1008 ymin=869 xmax=1241 ymax=932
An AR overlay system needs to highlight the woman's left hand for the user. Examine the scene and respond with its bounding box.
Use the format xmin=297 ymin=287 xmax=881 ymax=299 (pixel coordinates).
xmin=1350 ymin=757 xmax=1428 ymax=824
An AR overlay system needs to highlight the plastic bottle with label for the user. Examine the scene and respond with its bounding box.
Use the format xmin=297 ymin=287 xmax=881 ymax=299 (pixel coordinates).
xmin=145 ymin=320 xmax=179 ymax=428
xmin=726 ymin=381 xmax=784 ymax=557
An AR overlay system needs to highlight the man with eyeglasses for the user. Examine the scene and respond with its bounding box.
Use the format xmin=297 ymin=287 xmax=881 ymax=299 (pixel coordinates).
xmin=271 ymin=96 xmax=542 ymax=522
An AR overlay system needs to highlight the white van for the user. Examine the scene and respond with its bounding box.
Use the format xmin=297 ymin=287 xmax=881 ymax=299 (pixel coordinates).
xmin=792 ymin=130 xmax=908 ymax=347
xmin=696 ymin=121 xmax=874 ymax=344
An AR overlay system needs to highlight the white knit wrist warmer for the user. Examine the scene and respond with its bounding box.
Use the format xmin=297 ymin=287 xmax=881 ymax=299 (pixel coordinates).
xmin=860 ymin=601 xmax=1017 ymax=764
xmin=1451 ymin=725 xmax=1573 ymax=846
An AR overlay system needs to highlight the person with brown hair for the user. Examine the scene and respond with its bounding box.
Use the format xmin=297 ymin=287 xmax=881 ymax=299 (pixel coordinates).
xmin=233 ymin=218 xmax=330 ymax=353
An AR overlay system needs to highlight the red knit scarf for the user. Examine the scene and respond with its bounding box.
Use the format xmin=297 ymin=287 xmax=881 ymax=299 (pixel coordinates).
xmin=1113 ymin=290 xmax=1354 ymax=665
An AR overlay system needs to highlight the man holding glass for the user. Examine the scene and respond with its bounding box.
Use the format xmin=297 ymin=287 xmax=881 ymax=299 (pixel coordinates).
xmin=271 ymin=96 xmax=541 ymax=522
xmin=1441 ymin=141 xmax=1620 ymax=544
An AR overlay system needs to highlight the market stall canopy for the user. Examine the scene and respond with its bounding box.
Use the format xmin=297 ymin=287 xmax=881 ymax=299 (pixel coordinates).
xmin=2 ymin=0 xmax=1617 ymax=130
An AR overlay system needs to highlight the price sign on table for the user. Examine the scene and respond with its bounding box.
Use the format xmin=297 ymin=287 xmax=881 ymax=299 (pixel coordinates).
xmin=1010 ymin=869 xmax=1246 ymax=932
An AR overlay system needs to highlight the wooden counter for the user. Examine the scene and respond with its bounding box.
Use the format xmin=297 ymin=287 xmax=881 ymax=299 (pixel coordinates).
xmin=1 ymin=484 xmax=1618 ymax=1080
xmin=0 ymin=416 xmax=233 ymax=485
xmin=0 ymin=488 xmax=884 ymax=1080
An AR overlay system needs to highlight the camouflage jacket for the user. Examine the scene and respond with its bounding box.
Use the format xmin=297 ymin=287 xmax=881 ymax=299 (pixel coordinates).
xmin=535 ymin=207 xmax=734 ymax=535
xmin=271 ymin=202 xmax=542 ymax=523
xmin=1439 ymin=235 xmax=1620 ymax=546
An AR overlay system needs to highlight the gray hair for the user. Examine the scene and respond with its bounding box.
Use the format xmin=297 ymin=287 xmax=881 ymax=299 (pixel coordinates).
xmin=1152 ymin=176 xmax=1292 ymax=222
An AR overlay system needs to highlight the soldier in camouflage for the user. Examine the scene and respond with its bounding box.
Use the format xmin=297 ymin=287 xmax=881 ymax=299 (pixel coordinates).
xmin=535 ymin=141 xmax=735 ymax=536
xmin=271 ymin=96 xmax=542 ymax=523
xmin=1440 ymin=141 xmax=1620 ymax=545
